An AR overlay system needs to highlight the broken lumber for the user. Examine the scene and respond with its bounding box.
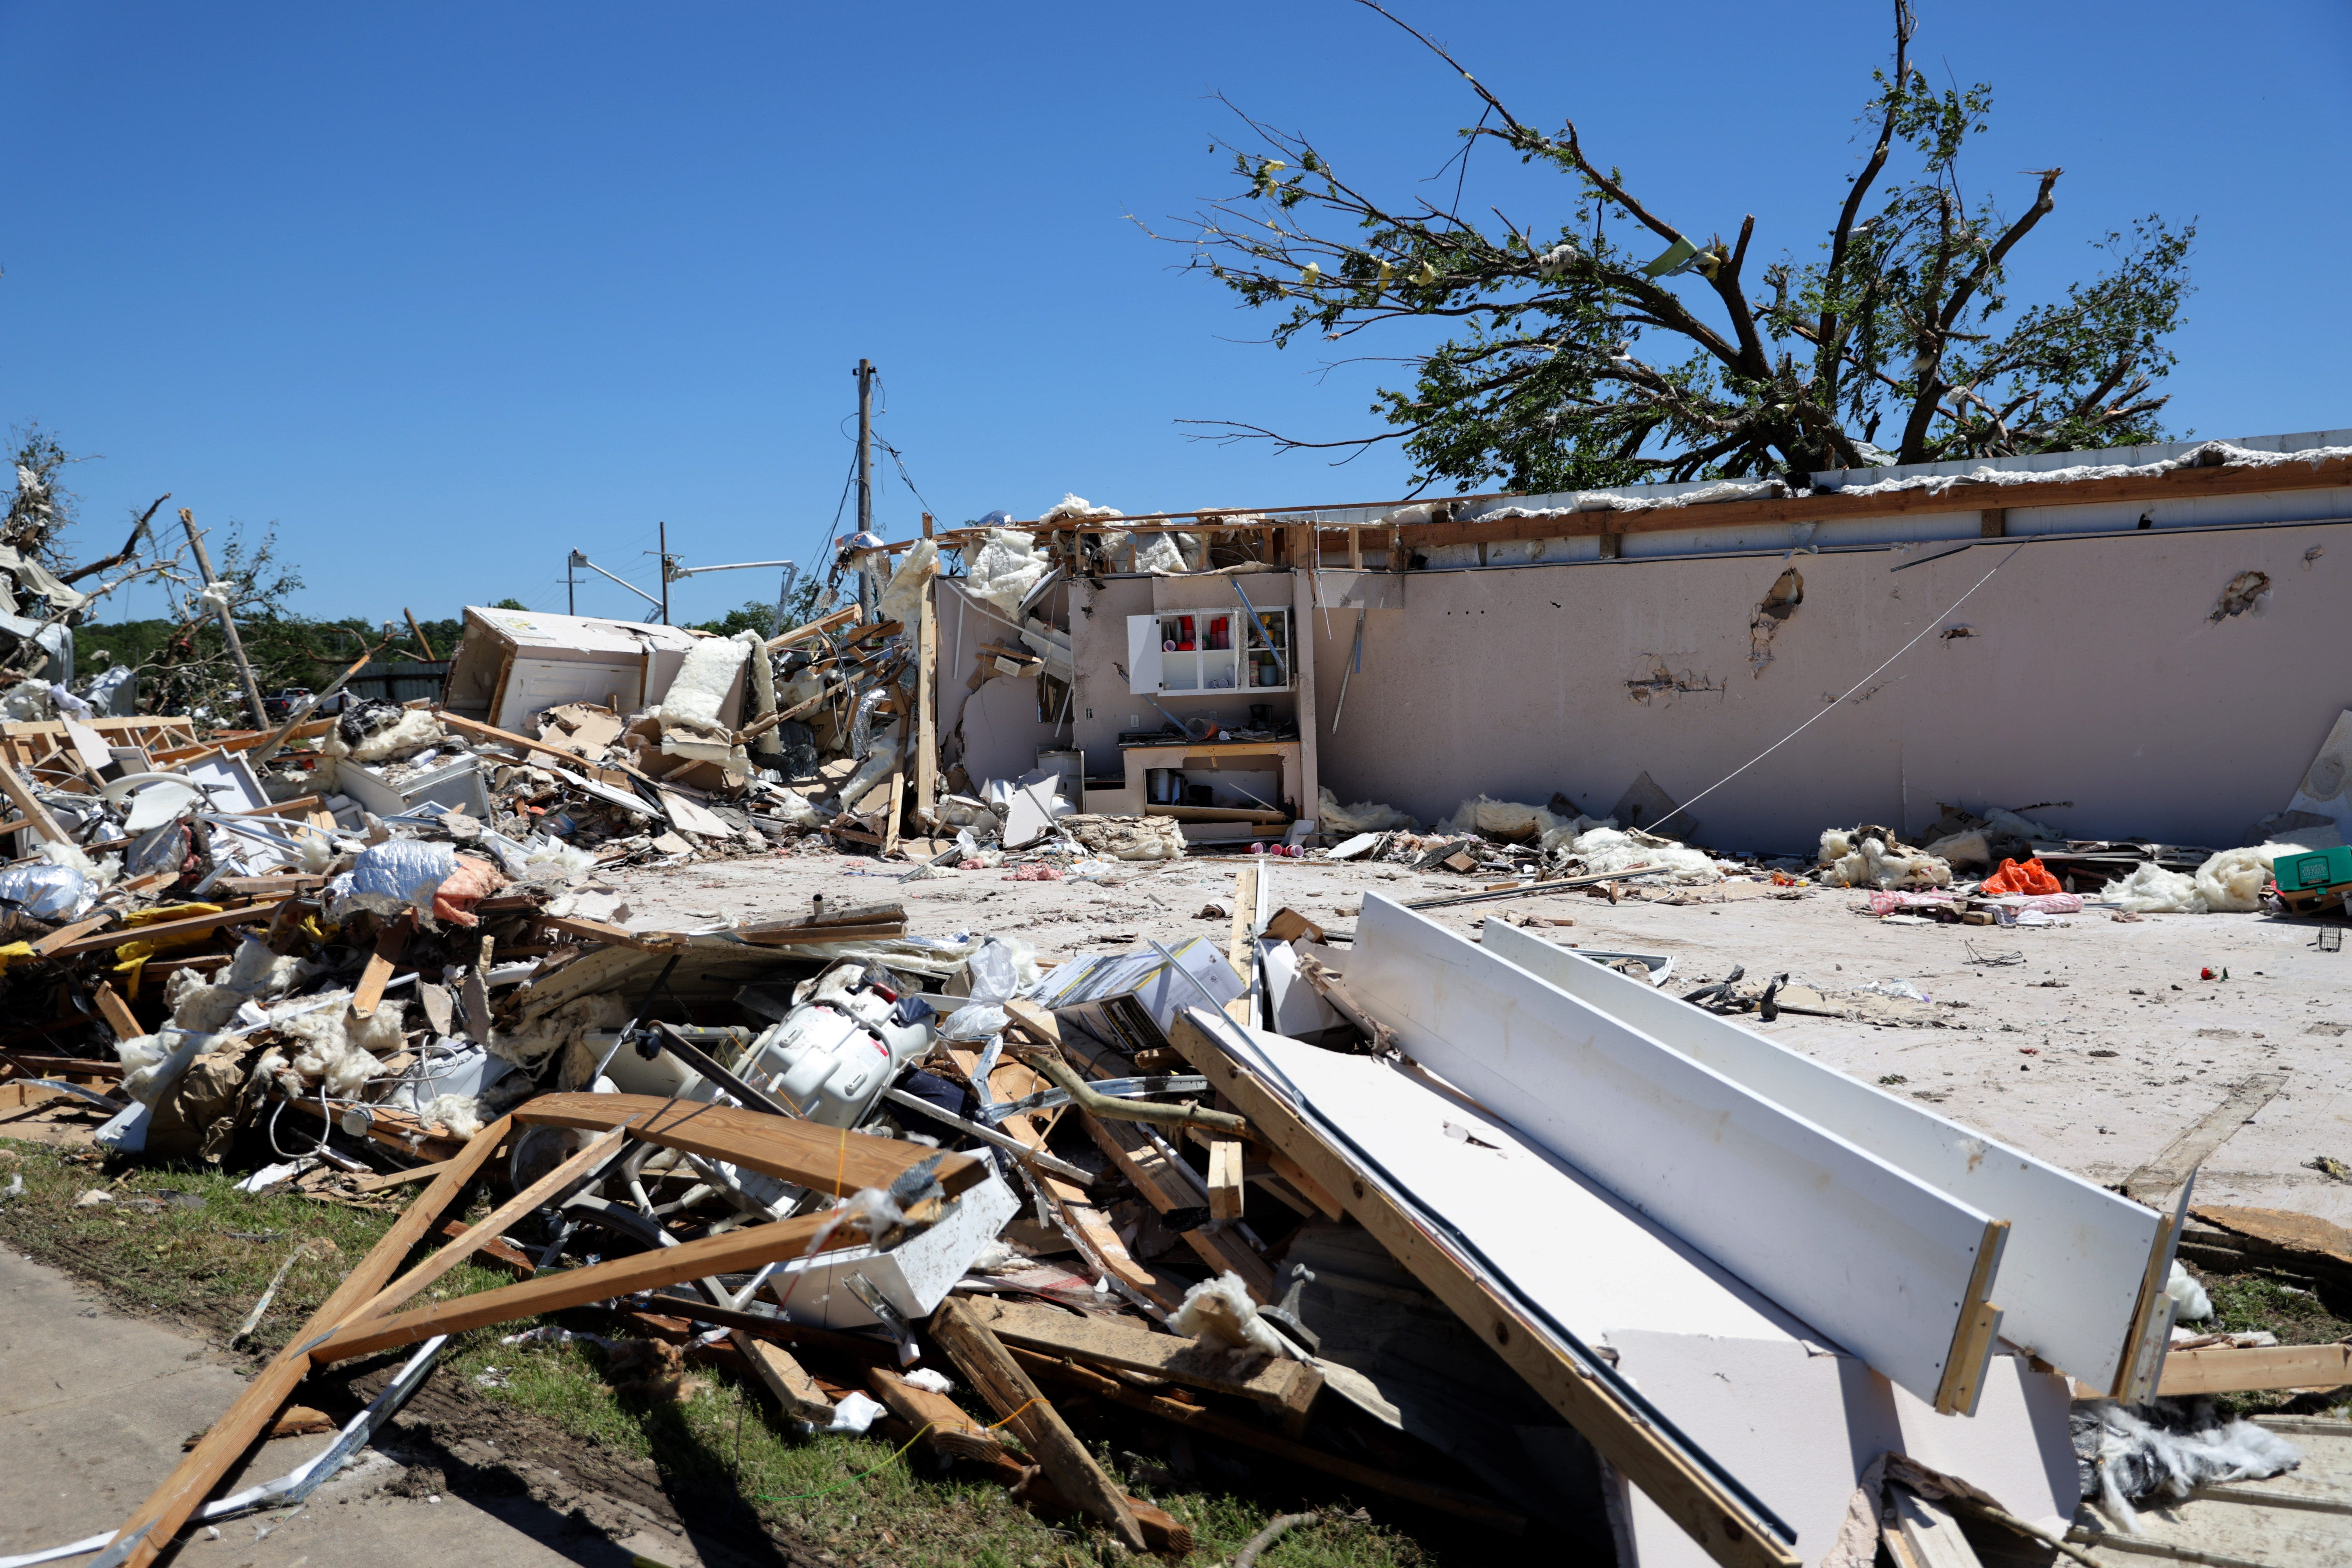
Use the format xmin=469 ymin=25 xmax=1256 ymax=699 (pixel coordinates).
xmin=98 ymin=1115 xmax=516 ymax=1568
xmin=741 ymin=1333 xmax=835 ymax=1423
xmin=965 ymin=1295 xmax=1319 ymax=1428
xmin=929 ymin=1298 xmax=1147 ymax=1552
xmin=515 ymin=1092 xmax=983 ymax=1200
xmin=2157 ymin=1341 xmax=2352 ymax=1397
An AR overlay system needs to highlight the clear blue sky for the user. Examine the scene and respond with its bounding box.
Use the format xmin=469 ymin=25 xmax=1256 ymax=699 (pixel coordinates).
xmin=4 ymin=1 xmax=2345 ymax=629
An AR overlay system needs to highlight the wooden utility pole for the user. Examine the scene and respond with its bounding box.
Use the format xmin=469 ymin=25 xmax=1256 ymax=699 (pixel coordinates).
xmin=657 ymin=520 xmax=671 ymax=625
xmin=179 ymin=508 xmax=269 ymax=730
xmin=855 ymin=358 xmax=876 ymax=621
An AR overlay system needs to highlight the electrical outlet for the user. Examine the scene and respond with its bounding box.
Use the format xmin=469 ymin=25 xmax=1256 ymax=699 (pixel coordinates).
xmin=1084 ymin=708 xmax=1093 ymax=719
xmin=1129 ymin=714 xmax=1140 ymax=728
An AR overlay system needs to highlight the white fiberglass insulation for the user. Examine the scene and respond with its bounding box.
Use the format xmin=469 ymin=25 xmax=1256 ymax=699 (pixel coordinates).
xmin=876 ymin=538 xmax=938 ymax=626
xmin=655 ymin=634 xmax=750 ymax=737
xmin=1817 ymin=829 xmax=1953 ymax=889
xmin=280 ymin=989 xmax=405 ymax=1098
xmin=1564 ymin=824 xmax=1722 ymax=882
xmin=967 ymin=528 xmax=1049 ymax=617
xmin=1316 ymin=786 xmax=1417 ymax=834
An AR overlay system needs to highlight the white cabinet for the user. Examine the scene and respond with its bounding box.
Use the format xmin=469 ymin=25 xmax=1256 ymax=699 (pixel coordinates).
xmin=1125 ymin=609 xmax=1292 ymax=696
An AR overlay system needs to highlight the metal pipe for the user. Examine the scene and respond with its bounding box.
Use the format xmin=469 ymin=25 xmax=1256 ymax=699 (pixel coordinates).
xmin=1015 ymin=1049 xmax=1254 ymax=1140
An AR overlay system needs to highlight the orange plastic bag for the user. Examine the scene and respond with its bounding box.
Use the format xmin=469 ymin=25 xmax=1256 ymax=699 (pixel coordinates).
xmin=1981 ymin=856 xmax=2062 ymax=896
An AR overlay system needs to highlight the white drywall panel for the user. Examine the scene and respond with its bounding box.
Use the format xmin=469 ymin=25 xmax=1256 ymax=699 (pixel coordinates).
xmin=1610 ymin=1332 xmax=2076 ymax=1568
xmin=1349 ymin=893 xmax=1998 ymax=1406
xmin=1239 ymin=1024 xmax=1805 ymax=1344
xmin=1483 ymin=919 xmax=2161 ymax=1392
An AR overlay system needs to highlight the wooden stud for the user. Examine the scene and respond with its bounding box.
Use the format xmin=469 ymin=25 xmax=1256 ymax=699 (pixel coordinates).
xmin=45 ymin=900 xmax=287 ymax=959
xmin=1207 ymin=1138 xmax=1246 ymax=1221
xmin=349 ymin=913 xmax=412 ymax=1020
xmin=100 ymin=1116 xmax=517 ymax=1568
xmin=515 ymin=1092 xmax=984 ymax=1200
xmin=1979 ymin=507 xmax=2007 ymax=538
xmin=1930 ymin=1218 xmax=2007 ymax=1417
xmin=350 ymin=1158 xmax=452 ymax=1195
xmin=345 ymin=1128 xmax=626 ymax=1324
xmin=964 ymin=1295 xmax=1317 ymax=1425
xmin=92 ymin=983 xmax=141 ymax=1042
xmin=930 ymin=1298 xmax=1147 ymax=1552
xmin=1347 ymin=526 xmax=1363 ymax=570
xmin=2158 ymin=1340 xmax=2352 ymax=1396
xmin=1225 ymin=862 xmax=1258 ymax=1025
xmin=310 ymin=1207 xmax=862 ymax=1365
xmin=0 ymin=756 xmax=69 ymax=846
xmin=915 ymin=577 xmax=938 ymax=824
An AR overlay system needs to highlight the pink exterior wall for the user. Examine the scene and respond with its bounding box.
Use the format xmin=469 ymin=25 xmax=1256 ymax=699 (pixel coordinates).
xmin=1307 ymin=516 xmax=2352 ymax=854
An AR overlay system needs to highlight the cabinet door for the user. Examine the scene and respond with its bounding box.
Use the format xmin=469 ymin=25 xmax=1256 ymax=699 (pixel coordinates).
xmin=1125 ymin=614 xmax=1165 ymax=695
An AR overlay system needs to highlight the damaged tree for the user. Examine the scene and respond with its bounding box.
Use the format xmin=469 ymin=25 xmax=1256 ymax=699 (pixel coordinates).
xmin=1166 ymin=0 xmax=2194 ymax=490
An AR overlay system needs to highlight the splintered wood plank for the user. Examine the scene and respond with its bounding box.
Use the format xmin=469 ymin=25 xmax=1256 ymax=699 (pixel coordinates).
xmin=2124 ymin=1072 xmax=2290 ymax=1205
xmin=347 ymin=1128 xmax=626 ymax=1324
xmin=0 ymin=757 xmax=68 ymax=845
xmin=930 ymin=1299 xmax=1145 ymax=1552
xmin=515 ymin=1092 xmax=983 ymax=1199
xmin=965 ymin=1296 xmax=1319 ymax=1424
xmin=310 ymin=1209 xmax=858 ymax=1364
xmin=742 ymin=1333 xmax=834 ymax=1423
xmin=98 ymin=1116 xmax=515 ymax=1568
xmin=1225 ymin=863 xmax=1257 ymax=1024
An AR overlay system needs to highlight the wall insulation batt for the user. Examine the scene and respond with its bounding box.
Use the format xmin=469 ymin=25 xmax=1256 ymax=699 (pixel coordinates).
xmin=1345 ymin=893 xmax=2004 ymax=1410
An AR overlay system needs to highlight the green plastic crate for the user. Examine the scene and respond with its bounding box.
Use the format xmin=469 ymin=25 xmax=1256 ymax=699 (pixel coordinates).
xmin=2273 ymin=844 xmax=2352 ymax=894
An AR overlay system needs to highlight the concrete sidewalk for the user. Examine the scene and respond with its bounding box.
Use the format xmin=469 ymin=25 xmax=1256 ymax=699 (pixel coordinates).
xmin=0 ymin=1248 xmax=733 ymax=1568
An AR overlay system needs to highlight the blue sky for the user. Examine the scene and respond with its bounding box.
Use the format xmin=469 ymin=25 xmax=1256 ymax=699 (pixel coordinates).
xmin=4 ymin=1 xmax=2346 ymax=628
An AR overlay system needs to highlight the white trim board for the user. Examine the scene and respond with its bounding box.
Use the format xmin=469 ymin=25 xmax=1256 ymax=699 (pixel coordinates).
xmin=1347 ymin=893 xmax=2000 ymax=1408
xmin=1482 ymin=918 xmax=2163 ymax=1392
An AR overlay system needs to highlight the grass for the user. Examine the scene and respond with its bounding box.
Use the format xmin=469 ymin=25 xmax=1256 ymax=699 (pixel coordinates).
xmin=2183 ymin=1262 xmax=2352 ymax=1420
xmin=0 ymin=1136 xmax=1472 ymax=1566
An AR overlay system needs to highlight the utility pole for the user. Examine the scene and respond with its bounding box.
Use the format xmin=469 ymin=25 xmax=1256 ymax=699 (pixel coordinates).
xmin=180 ymin=508 xmax=269 ymax=730
xmin=658 ymin=520 xmax=671 ymax=625
xmin=566 ymin=550 xmax=581 ymax=615
xmin=855 ymin=358 xmax=876 ymax=621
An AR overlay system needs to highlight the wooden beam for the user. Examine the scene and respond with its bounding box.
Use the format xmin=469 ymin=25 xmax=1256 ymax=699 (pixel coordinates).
xmin=345 ymin=1128 xmax=626 ymax=1324
xmin=763 ymin=604 xmax=859 ymax=652
xmin=1226 ymin=862 xmax=1257 ymax=1025
xmin=963 ymin=1295 xmax=1319 ymax=1426
xmin=0 ymin=756 xmax=70 ymax=844
xmin=310 ymin=1209 xmax=863 ymax=1365
xmin=2123 ymin=1073 xmax=2289 ymax=1206
xmin=514 ymin=1092 xmax=984 ymax=1200
xmin=47 ymin=900 xmax=286 ymax=958
xmin=99 ymin=1116 xmax=514 ymax=1568
xmin=2158 ymin=1341 xmax=2352 ymax=1397
xmin=0 ymin=1050 xmax=123 ymax=1079
xmin=866 ymin=1365 xmax=996 ymax=1458
xmin=929 ymin=1298 xmax=1146 ymax=1552
xmin=1167 ymin=1011 xmax=1798 ymax=1568
xmin=29 ymin=912 xmax=117 ymax=957
xmin=1011 ymin=1347 xmax=1528 ymax=1534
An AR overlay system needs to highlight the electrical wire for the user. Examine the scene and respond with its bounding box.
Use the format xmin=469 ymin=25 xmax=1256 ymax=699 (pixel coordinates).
xmin=1664 ymin=540 xmax=2032 ymax=828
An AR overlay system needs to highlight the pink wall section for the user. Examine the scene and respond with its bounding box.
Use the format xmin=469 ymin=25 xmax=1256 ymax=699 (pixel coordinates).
xmin=1306 ymin=519 xmax=2352 ymax=855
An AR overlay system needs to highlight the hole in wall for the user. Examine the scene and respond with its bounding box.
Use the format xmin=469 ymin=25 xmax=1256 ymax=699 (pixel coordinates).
xmin=2210 ymin=570 xmax=2271 ymax=622
xmin=1749 ymin=567 xmax=1804 ymax=675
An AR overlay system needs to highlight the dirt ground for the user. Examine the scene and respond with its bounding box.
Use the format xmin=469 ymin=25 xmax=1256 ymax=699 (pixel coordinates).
xmin=607 ymin=846 xmax=2352 ymax=1229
